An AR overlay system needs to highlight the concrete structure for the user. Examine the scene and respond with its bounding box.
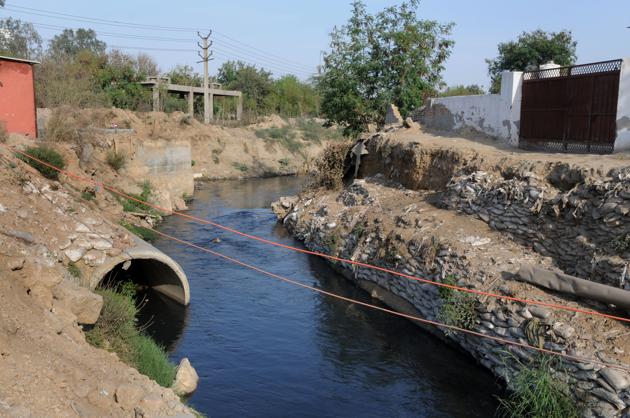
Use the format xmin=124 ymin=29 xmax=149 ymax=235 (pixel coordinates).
xmin=91 ymin=235 xmax=190 ymax=305
xmin=141 ymin=76 xmax=243 ymax=122
xmin=420 ymin=70 xmax=522 ymax=146
xmin=0 ymin=56 xmax=38 ymax=137
xmin=615 ymin=58 xmax=630 ymax=151
xmin=112 ymin=136 xmax=195 ymax=213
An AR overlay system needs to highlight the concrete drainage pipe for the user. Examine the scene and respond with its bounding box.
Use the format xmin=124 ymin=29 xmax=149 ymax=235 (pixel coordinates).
xmin=90 ymin=235 xmax=190 ymax=305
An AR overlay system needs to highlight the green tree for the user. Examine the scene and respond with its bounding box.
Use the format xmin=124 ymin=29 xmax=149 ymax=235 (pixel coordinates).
xmin=439 ymin=84 xmax=485 ymax=97
xmin=317 ymin=0 xmax=454 ymax=136
xmin=0 ymin=18 xmax=42 ymax=59
xmin=267 ymin=75 xmax=319 ymax=117
xmin=48 ymin=28 xmax=106 ymax=57
xmin=217 ymin=61 xmax=274 ymax=116
xmin=165 ymin=64 xmax=202 ymax=86
xmin=486 ymin=29 xmax=577 ymax=93
xmin=97 ymin=50 xmax=151 ymax=110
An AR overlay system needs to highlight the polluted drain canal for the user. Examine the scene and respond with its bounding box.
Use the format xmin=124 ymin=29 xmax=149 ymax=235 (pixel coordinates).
xmin=138 ymin=176 xmax=500 ymax=418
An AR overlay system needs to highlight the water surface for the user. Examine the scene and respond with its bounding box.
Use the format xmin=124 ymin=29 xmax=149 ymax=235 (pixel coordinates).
xmin=145 ymin=176 xmax=500 ymax=418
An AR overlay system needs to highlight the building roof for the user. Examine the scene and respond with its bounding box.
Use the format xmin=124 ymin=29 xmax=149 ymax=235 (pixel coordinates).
xmin=0 ymin=55 xmax=40 ymax=65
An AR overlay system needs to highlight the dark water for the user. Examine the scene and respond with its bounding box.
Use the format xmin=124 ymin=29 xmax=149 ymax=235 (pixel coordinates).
xmin=145 ymin=176 xmax=500 ymax=418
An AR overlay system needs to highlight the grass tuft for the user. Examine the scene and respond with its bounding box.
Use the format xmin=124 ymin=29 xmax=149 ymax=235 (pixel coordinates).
xmin=86 ymin=286 xmax=176 ymax=388
xmin=67 ymin=262 xmax=81 ymax=279
xmin=497 ymin=355 xmax=579 ymax=418
xmin=106 ymin=150 xmax=126 ymax=171
xmin=256 ymin=125 xmax=304 ymax=154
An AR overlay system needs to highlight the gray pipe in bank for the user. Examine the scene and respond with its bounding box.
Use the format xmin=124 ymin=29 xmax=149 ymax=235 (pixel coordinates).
xmin=90 ymin=235 xmax=190 ymax=305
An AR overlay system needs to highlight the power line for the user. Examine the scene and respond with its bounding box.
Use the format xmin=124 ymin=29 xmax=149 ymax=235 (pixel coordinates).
xmin=3 ymin=4 xmax=315 ymax=72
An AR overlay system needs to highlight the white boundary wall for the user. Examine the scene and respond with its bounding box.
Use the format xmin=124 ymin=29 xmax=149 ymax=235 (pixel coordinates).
xmin=421 ymin=71 xmax=523 ymax=146
xmin=615 ymin=58 xmax=630 ymax=151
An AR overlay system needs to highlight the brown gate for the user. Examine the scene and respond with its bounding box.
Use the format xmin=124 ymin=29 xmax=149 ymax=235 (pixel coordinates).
xmin=519 ymin=59 xmax=622 ymax=154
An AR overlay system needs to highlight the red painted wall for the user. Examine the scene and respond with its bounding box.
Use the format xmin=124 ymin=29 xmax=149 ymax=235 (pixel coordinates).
xmin=0 ymin=60 xmax=37 ymax=137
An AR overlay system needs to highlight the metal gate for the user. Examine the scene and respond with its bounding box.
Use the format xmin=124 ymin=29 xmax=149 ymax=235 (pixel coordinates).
xmin=519 ymin=59 xmax=622 ymax=154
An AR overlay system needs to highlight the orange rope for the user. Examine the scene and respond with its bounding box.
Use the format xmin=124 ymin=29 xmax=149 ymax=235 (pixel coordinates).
xmin=4 ymin=143 xmax=630 ymax=325
xmin=149 ymin=227 xmax=630 ymax=373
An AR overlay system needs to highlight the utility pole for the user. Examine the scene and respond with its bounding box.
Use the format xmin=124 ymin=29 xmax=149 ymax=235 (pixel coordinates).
xmin=197 ymin=31 xmax=214 ymax=124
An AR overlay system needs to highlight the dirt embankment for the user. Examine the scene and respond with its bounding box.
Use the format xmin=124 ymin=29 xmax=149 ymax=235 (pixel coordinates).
xmin=273 ymin=125 xmax=630 ymax=417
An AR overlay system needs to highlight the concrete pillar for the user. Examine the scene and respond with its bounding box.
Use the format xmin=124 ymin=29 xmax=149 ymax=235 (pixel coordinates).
xmin=152 ymin=86 xmax=160 ymax=112
xmin=208 ymin=93 xmax=214 ymax=122
xmin=236 ymin=94 xmax=243 ymax=121
xmin=500 ymin=70 xmax=523 ymax=146
xmin=614 ymin=58 xmax=630 ymax=151
xmin=188 ymin=88 xmax=194 ymax=116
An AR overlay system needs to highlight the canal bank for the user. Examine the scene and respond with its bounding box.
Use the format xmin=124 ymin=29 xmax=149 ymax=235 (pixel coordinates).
xmin=149 ymin=176 xmax=501 ymax=417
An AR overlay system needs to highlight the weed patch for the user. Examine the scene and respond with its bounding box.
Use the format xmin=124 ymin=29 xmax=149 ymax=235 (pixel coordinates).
xmin=86 ymin=286 xmax=176 ymax=388
xmin=438 ymin=275 xmax=478 ymax=331
xmin=18 ymin=146 xmax=66 ymax=180
xmin=497 ymin=355 xmax=579 ymax=418
xmin=297 ymin=118 xmax=345 ymax=142
xmin=232 ymin=162 xmax=249 ymax=173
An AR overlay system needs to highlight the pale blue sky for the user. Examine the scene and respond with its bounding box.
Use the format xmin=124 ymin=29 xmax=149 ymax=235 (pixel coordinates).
xmin=2 ymin=1 xmax=629 ymax=89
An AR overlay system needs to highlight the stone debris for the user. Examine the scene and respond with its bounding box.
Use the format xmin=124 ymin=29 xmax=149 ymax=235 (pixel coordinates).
xmin=171 ymin=358 xmax=199 ymax=397
xmin=52 ymin=279 xmax=103 ymax=324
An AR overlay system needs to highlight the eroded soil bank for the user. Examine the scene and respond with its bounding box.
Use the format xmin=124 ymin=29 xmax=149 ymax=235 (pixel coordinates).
xmin=273 ymin=127 xmax=630 ymax=418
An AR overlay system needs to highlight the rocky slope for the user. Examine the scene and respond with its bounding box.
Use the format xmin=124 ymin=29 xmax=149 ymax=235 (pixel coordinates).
xmin=0 ymin=144 xmax=195 ymax=417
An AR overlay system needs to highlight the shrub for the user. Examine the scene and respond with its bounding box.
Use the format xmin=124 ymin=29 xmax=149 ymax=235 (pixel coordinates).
xmin=45 ymin=107 xmax=81 ymax=143
xmin=17 ymin=146 xmax=66 ymax=180
xmin=106 ymin=150 xmax=126 ymax=171
xmin=497 ymin=355 xmax=579 ymax=418
xmin=86 ymin=286 xmax=176 ymax=387
xmin=309 ymin=141 xmax=353 ymax=190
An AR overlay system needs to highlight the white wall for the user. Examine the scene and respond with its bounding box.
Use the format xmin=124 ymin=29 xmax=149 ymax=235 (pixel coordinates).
xmin=615 ymin=58 xmax=630 ymax=152
xmin=422 ymin=71 xmax=522 ymax=146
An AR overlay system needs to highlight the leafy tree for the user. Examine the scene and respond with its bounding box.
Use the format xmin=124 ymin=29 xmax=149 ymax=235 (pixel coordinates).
xmin=48 ymin=28 xmax=106 ymax=57
xmin=266 ymin=75 xmax=319 ymax=117
xmin=439 ymin=84 xmax=485 ymax=97
xmin=486 ymin=29 xmax=577 ymax=93
xmin=0 ymin=18 xmax=42 ymax=59
xmin=165 ymin=64 xmax=202 ymax=87
xmin=317 ymin=0 xmax=454 ymax=136
xmin=217 ymin=60 xmax=274 ymax=116
xmin=97 ymin=50 xmax=151 ymax=110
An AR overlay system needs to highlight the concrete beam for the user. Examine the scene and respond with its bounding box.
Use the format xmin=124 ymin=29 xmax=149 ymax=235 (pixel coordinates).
xmin=141 ymin=81 xmax=241 ymax=97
